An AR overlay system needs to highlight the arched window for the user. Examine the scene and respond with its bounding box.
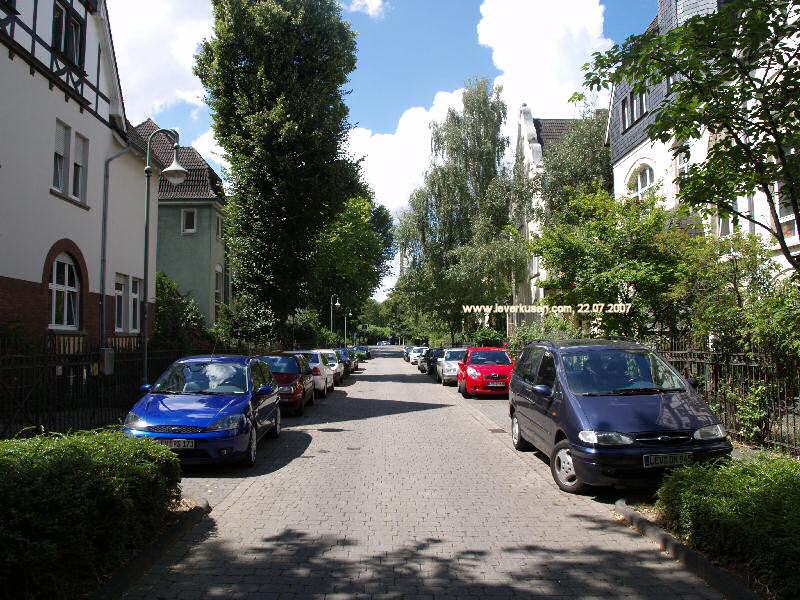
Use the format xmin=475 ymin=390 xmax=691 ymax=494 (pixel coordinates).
xmin=629 ymin=164 xmax=655 ymax=201
xmin=49 ymin=253 xmax=80 ymax=330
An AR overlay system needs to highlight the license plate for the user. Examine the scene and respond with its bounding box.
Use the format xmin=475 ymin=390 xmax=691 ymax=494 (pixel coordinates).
xmin=487 ymin=382 xmax=506 ymax=388
xmin=154 ymin=439 xmax=195 ymax=449
xmin=643 ymin=453 xmax=692 ymax=468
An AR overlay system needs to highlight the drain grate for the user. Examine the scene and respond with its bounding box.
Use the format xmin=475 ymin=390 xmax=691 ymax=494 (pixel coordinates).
xmin=489 ymin=428 xmax=506 ymax=433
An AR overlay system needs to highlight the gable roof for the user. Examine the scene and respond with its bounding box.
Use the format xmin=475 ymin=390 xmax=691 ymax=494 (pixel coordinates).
xmin=533 ymin=118 xmax=576 ymax=150
xmin=134 ymin=119 xmax=225 ymax=203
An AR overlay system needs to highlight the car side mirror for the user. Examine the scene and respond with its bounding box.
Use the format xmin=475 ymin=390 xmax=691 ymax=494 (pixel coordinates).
xmin=532 ymin=384 xmax=552 ymax=397
xmin=458 ymin=361 xmax=465 ymax=368
xmin=256 ymin=385 xmax=274 ymax=396
xmin=140 ymin=384 xmax=152 ymax=393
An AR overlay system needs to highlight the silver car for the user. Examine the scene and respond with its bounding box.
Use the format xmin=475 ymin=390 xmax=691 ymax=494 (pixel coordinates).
xmin=317 ymin=349 xmax=345 ymax=384
xmin=297 ymin=350 xmax=335 ymax=396
xmin=437 ymin=348 xmax=466 ymax=385
xmin=409 ymin=346 xmax=428 ymax=365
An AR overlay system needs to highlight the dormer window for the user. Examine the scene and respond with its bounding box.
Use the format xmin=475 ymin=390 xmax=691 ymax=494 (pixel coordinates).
xmin=52 ymin=1 xmax=85 ymax=68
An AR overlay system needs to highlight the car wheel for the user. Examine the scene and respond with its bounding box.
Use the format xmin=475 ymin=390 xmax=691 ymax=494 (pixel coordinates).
xmin=550 ymin=440 xmax=586 ymax=493
xmin=242 ymin=422 xmax=258 ymax=467
xmin=511 ymin=414 xmax=530 ymax=451
xmin=308 ymin=387 xmax=315 ymax=406
xmin=267 ymin=407 xmax=281 ymax=439
xmin=460 ymin=380 xmax=470 ymax=398
xmin=441 ymin=376 xmax=447 ymax=386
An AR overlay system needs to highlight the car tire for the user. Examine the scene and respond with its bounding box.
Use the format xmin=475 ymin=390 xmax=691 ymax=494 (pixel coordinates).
xmin=460 ymin=380 xmax=470 ymax=398
xmin=267 ymin=406 xmax=281 ymax=439
xmin=242 ymin=422 xmax=258 ymax=467
xmin=550 ymin=440 xmax=587 ymax=494
xmin=511 ymin=414 xmax=530 ymax=451
xmin=307 ymin=387 xmax=315 ymax=406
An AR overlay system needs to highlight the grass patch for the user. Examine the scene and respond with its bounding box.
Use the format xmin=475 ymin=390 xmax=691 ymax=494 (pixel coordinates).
xmin=656 ymin=455 xmax=800 ymax=599
xmin=0 ymin=429 xmax=181 ymax=599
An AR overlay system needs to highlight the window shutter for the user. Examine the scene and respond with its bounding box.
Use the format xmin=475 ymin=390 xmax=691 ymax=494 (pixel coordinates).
xmin=74 ymin=135 xmax=86 ymax=167
xmin=55 ymin=122 xmax=68 ymax=155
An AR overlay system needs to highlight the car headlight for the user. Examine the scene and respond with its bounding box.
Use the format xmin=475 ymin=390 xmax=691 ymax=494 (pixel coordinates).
xmin=467 ymin=367 xmax=480 ymax=378
xmin=693 ymin=424 xmax=726 ymax=440
xmin=124 ymin=411 xmax=147 ymax=430
xmin=206 ymin=414 xmax=246 ymax=432
xmin=277 ymin=385 xmax=294 ymax=394
xmin=578 ymin=430 xmax=634 ymax=446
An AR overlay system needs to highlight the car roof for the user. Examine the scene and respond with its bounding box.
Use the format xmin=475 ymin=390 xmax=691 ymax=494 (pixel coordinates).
xmin=177 ymin=355 xmax=249 ymax=365
xmin=467 ymin=347 xmax=508 ymax=352
xmin=523 ymin=338 xmax=648 ymax=351
xmin=444 ymin=347 xmax=467 ymax=351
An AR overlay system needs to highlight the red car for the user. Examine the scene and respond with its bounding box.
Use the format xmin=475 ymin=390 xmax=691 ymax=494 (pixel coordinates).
xmin=457 ymin=346 xmax=515 ymax=398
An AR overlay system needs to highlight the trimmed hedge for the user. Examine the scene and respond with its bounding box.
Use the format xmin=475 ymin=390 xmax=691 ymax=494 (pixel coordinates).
xmin=656 ymin=455 xmax=800 ymax=600
xmin=0 ymin=430 xmax=181 ymax=599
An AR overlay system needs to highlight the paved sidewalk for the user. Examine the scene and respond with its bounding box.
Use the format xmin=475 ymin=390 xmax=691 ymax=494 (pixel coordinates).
xmin=124 ymin=350 xmax=724 ymax=599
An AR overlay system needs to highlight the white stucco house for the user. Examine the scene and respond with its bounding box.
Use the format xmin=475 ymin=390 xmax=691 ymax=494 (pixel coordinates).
xmin=607 ymin=0 xmax=799 ymax=273
xmin=0 ymin=0 xmax=162 ymax=352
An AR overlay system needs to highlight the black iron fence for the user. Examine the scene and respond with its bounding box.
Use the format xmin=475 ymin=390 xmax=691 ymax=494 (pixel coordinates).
xmin=646 ymin=336 xmax=800 ymax=455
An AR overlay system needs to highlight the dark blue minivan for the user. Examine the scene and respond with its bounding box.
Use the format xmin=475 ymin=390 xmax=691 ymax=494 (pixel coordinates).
xmin=509 ymin=340 xmax=732 ymax=492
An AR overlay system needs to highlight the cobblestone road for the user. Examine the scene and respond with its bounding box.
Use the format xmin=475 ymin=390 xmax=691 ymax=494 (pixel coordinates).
xmin=126 ymin=348 xmax=724 ymax=600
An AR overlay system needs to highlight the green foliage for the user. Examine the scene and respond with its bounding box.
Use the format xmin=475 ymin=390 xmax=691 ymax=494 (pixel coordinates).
xmin=470 ymin=326 xmax=505 ymax=347
xmin=581 ymin=0 xmax=800 ymax=274
xmin=155 ymin=272 xmax=207 ymax=348
xmin=746 ymin=280 xmax=800 ymax=357
xmin=508 ymin=315 xmax=584 ymax=357
xmin=211 ymin=291 xmax=277 ymax=349
xmin=716 ymin=381 xmax=771 ymax=444
xmin=0 ymin=430 xmax=180 ymax=598
xmin=195 ymin=0 xmax=365 ymax=330
xmin=656 ymin=455 xmax=800 ymax=599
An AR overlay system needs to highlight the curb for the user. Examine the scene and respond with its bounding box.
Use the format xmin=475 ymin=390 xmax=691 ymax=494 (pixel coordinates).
xmin=614 ymin=499 xmax=759 ymax=600
xmin=89 ymin=497 xmax=212 ymax=600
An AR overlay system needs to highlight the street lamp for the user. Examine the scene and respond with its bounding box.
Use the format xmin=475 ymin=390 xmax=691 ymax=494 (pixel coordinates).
xmin=345 ymin=310 xmax=352 ymax=342
xmin=330 ymin=294 xmax=340 ymax=332
xmin=142 ymin=129 xmax=187 ymax=383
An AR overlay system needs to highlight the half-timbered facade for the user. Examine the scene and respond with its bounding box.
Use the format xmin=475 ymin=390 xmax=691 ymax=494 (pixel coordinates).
xmin=0 ymin=0 xmax=160 ymax=351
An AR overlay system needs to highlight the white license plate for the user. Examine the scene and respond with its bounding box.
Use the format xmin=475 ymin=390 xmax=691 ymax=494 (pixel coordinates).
xmin=487 ymin=382 xmax=506 ymax=388
xmin=154 ymin=439 xmax=195 ymax=449
xmin=643 ymin=453 xmax=692 ymax=468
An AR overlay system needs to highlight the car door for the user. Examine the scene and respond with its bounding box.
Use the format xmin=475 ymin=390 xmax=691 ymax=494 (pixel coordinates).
xmin=515 ymin=346 xmax=544 ymax=443
xmin=529 ymin=351 xmax=558 ymax=449
xmin=298 ymin=355 xmax=313 ymax=398
xmin=250 ymin=360 xmax=269 ymax=428
xmin=258 ymin=361 xmax=279 ymax=428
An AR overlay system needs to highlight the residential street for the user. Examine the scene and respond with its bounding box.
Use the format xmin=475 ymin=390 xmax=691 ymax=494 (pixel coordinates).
xmin=125 ymin=348 xmax=722 ymax=600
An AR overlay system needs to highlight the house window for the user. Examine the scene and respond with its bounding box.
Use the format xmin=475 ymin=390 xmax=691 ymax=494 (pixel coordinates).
xmin=620 ymin=97 xmax=629 ymax=131
xmin=216 ymin=215 xmax=224 ymax=240
xmin=214 ymin=265 xmax=223 ymax=322
xmin=49 ymin=253 xmax=79 ymax=330
xmin=746 ymin=194 xmax=756 ymax=235
xmin=666 ymin=74 xmax=675 ymax=94
xmin=719 ymin=213 xmax=732 ymax=237
xmin=181 ymin=209 xmax=197 ymax=233
xmin=130 ymin=278 xmax=141 ymax=333
xmin=637 ymin=92 xmax=647 ymax=117
xmin=778 ymin=182 xmax=798 ymax=239
xmin=675 ymin=147 xmax=690 ymax=192
xmin=53 ymin=120 xmax=70 ymax=192
xmin=52 ymin=1 xmax=85 ymax=67
xmin=630 ymin=165 xmax=655 ymax=201
xmin=72 ymin=133 xmax=88 ymax=201
xmin=114 ymin=275 xmax=128 ymax=332
xmin=630 ymin=91 xmax=639 ymax=122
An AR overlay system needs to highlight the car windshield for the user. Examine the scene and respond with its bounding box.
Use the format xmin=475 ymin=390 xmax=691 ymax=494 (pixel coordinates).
xmin=562 ymin=349 xmax=686 ymax=396
xmin=152 ymin=361 xmax=247 ymax=395
xmin=338 ymin=349 xmax=350 ymax=358
xmin=326 ymin=353 xmax=337 ymax=364
xmin=356 ymin=346 xmax=367 ymax=351
xmin=263 ymin=356 xmax=299 ymax=374
xmin=433 ymin=348 xmax=444 ymax=358
xmin=445 ymin=350 xmax=465 ymax=361
xmin=470 ymin=351 xmax=511 ymax=365
xmin=300 ymin=352 xmax=319 ymax=364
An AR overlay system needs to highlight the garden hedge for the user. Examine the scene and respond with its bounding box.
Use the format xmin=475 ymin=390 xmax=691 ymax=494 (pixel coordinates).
xmin=0 ymin=430 xmax=181 ymax=599
xmin=656 ymin=455 xmax=800 ymax=600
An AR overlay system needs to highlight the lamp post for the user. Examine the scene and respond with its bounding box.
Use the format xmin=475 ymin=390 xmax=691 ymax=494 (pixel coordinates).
xmin=142 ymin=129 xmax=188 ymax=383
xmin=330 ymin=294 xmax=340 ymax=333
xmin=344 ymin=310 xmax=352 ymax=343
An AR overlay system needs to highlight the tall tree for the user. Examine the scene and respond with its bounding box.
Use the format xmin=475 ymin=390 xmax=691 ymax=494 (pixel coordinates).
xmin=195 ymin=0 xmax=363 ymax=338
xmin=579 ymin=0 xmax=800 ymax=273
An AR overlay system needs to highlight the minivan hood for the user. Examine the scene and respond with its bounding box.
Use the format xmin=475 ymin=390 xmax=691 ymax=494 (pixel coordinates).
xmin=137 ymin=393 xmax=247 ymax=427
xmin=575 ymin=391 xmax=717 ymax=433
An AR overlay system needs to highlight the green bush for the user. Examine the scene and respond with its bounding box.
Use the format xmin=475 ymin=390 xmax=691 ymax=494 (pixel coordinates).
xmin=471 ymin=326 xmax=506 ymax=347
xmin=356 ymin=351 xmax=366 ymax=361
xmin=656 ymin=455 xmax=800 ymax=599
xmin=0 ymin=430 xmax=181 ymax=599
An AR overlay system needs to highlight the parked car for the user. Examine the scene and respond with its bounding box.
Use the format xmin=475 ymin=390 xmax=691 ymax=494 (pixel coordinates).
xmin=297 ymin=350 xmax=334 ymax=397
xmin=346 ymin=347 xmax=359 ymax=370
xmin=437 ymin=348 xmax=466 ymax=385
xmin=509 ymin=339 xmax=733 ymax=493
xmin=356 ymin=345 xmax=371 ymax=360
xmin=336 ymin=347 xmax=355 ymax=374
xmin=409 ymin=346 xmax=428 ymax=365
xmin=403 ymin=346 xmax=412 ymax=361
xmin=318 ymin=349 xmax=345 ymax=384
xmin=457 ymin=347 xmax=514 ymax=398
xmin=262 ymin=353 xmax=315 ymax=416
xmin=419 ymin=347 xmax=444 ymax=375
xmin=123 ymin=355 xmax=280 ymax=467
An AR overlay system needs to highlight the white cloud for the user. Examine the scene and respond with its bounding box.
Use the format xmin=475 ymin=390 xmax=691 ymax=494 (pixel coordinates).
xmin=348 ymin=0 xmax=387 ymax=19
xmin=106 ymin=0 xmax=212 ymax=122
xmin=192 ymin=129 xmax=229 ymax=172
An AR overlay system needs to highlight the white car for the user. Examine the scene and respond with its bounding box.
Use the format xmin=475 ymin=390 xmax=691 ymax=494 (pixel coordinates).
xmin=317 ymin=349 xmax=345 ymax=384
xmin=437 ymin=348 xmax=466 ymax=385
xmin=298 ymin=350 xmax=334 ymax=396
xmin=409 ymin=346 xmax=428 ymax=365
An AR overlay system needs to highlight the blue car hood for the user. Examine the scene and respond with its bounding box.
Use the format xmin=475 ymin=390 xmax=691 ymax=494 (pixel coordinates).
xmin=575 ymin=391 xmax=718 ymax=434
xmin=137 ymin=393 xmax=247 ymax=427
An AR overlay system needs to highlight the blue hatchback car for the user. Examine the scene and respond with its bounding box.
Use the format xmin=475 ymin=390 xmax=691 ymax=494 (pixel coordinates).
xmin=509 ymin=340 xmax=732 ymax=493
xmin=123 ymin=355 xmax=281 ymax=466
